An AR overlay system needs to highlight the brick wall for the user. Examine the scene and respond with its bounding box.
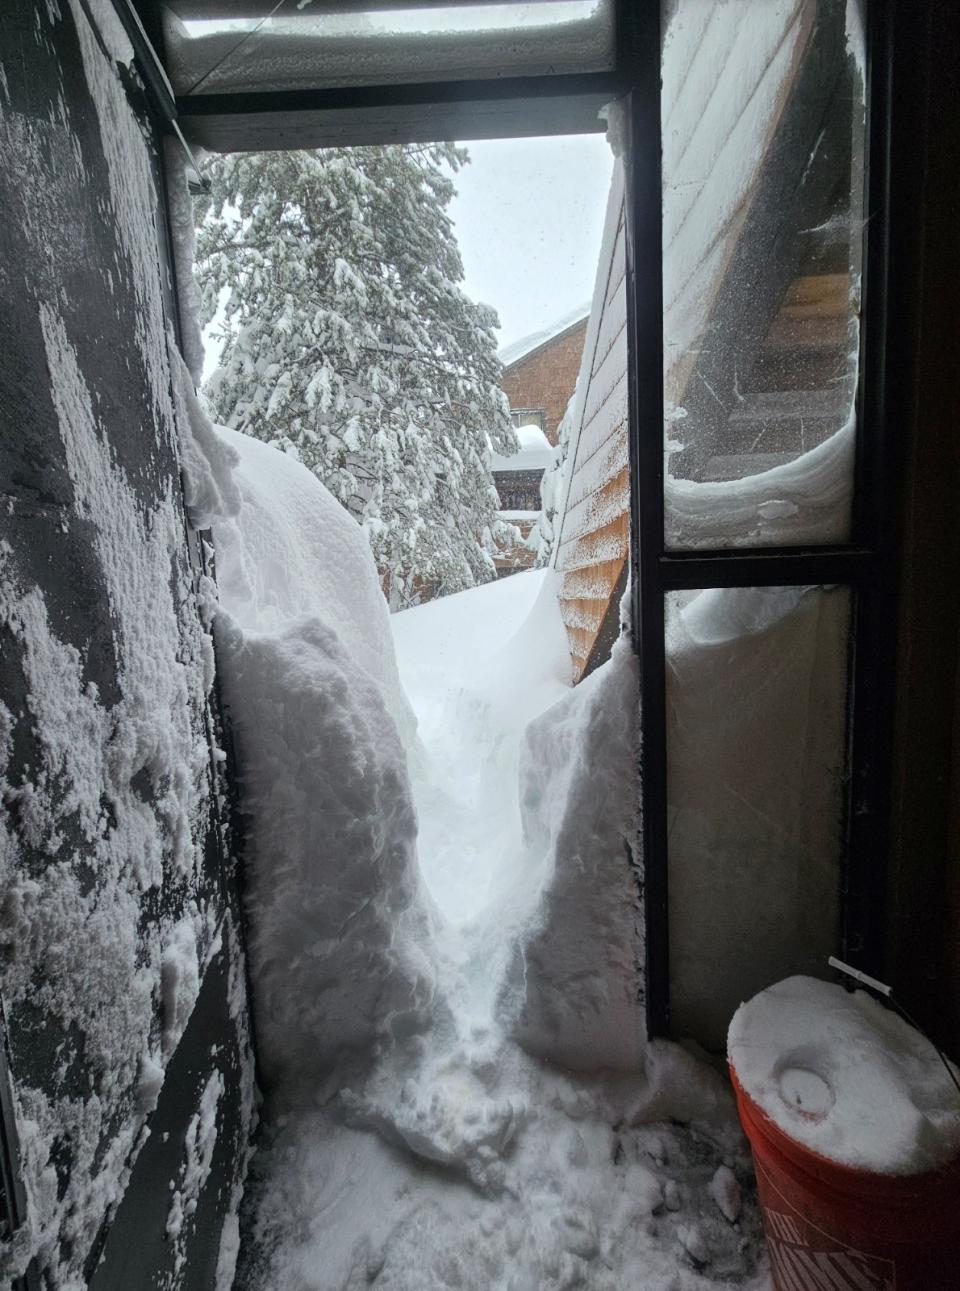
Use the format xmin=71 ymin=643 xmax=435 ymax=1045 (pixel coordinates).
xmin=501 ymin=317 xmax=588 ymax=444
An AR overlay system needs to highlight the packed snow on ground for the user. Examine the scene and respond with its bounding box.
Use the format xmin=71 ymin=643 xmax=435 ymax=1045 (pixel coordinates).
xmin=729 ymin=976 xmax=960 ymax=1175
xmin=207 ymin=425 xmax=772 ymax=1290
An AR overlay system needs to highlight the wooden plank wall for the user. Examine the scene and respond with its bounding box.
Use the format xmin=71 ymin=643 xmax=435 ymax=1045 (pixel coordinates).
xmin=554 ymin=0 xmax=808 ymax=680
xmin=554 ymin=165 xmax=629 ymax=679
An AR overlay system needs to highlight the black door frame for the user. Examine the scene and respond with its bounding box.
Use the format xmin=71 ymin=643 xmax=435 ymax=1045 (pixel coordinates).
xmin=626 ymin=0 xmax=901 ymax=1034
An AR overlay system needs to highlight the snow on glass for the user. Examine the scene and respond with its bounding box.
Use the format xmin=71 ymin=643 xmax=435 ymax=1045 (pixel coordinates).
xmin=661 ymin=0 xmax=866 ymax=549
xmin=164 ymin=2 xmax=615 ymax=97
xmin=666 ymin=584 xmax=850 ymax=1051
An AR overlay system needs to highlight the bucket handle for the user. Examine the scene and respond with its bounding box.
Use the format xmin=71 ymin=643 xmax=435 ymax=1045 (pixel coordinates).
xmin=828 ymin=956 xmax=960 ymax=1103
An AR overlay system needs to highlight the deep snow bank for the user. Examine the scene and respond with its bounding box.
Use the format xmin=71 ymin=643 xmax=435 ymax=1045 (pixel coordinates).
xmin=509 ymin=632 xmax=644 ymax=1070
xmin=208 ymin=442 xmax=768 ymax=1288
xmin=396 ymin=576 xmax=644 ymax=1072
xmin=391 ymin=569 xmax=571 ymax=929
xmin=213 ymin=427 xmax=416 ymax=749
xmin=667 ymin=585 xmax=849 ymax=1050
xmin=211 ymin=429 xmax=438 ymax=1093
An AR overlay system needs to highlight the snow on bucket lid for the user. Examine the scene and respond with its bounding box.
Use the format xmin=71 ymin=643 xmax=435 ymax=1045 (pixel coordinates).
xmin=727 ymin=976 xmax=960 ymax=1175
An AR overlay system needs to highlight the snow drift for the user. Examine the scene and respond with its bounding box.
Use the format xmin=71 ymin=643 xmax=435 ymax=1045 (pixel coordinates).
xmin=211 ymin=429 xmax=439 ymax=1094
xmin=207 ymin=466 xmax=768 ymax=1285
xmin=667 ymin=584 xmax=849 ymax=1050
xmin=193 ymin=398 xmax=771 ymax=1288
xmin=508 ymin=632 xmax=644 ymax=1071
xmin=212 ymin=427 xmax=416 ymax=750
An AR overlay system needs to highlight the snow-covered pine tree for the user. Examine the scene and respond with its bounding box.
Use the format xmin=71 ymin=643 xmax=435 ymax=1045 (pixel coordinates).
xmin=194 ymin=144 xmax=518 ymax=607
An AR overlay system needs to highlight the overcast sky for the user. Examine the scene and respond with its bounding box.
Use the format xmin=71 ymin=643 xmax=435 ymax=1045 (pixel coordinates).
xmin=448 ymin=132 xmax=614 ymax=355
xmin=201 ymin=132 xmax=614 ymax=378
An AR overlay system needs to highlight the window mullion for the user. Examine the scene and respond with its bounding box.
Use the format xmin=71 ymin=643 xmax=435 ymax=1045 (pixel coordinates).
xmin=624 ymin=7 xmax=669 ymax=1037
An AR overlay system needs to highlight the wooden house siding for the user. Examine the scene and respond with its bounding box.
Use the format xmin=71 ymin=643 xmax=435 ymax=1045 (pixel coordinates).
xmin=553 ymin=165 xmax=629 ymax=680
xmin=554 ymin=0 xmax=850 ymax=678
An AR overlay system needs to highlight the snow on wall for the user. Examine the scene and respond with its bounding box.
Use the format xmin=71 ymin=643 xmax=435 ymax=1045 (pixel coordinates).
xmin=211 ymin=429 xmax=439 ymax=1096
xmin=171 ymin=340 xmax=244 ymax=533
xmin=165 ymin=1068 xmax=225 ymax=1275
xmin=165 ymin=145 xmax=207 ymax=389
xmin=0 ymin=1 xmax=253 ymax=1283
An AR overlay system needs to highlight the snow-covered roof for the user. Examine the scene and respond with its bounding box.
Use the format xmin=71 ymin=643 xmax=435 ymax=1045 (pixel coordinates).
xmin=498 ymin=304 xmax=591 ymax=370
xmin=491 ymin=423 xmax=555 ymax=472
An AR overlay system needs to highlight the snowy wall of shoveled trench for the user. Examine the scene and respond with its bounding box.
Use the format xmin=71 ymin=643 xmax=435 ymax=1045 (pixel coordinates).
xmin=0 ymin=3 xmax=254 ymax=1287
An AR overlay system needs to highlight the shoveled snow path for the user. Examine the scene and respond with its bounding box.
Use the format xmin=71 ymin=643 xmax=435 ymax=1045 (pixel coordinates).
xmin=391 ymin=569 xmax=565 ymax=925
xmin=390 ymin=571 xmax=570 ymax=1034
xmin=232 ymin=559 xmax=771 ymax=1290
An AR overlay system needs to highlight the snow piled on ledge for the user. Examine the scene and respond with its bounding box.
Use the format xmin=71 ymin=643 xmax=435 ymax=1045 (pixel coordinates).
xmin=210 ymin=430 xmax=769 ymax=1289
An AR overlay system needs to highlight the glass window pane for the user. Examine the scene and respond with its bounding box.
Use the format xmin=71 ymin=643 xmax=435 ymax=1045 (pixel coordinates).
xmin=666 ymin=584 xmax=850 ymax=1050
xmin=661 ymin=0 xmax=866 ymax=550
xmin=162 ymin=1 xmax=615 ymax=97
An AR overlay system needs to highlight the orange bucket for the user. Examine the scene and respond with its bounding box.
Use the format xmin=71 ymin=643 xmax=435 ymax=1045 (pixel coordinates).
xmin=730 ymin=1064 xmax=960 ymax=1290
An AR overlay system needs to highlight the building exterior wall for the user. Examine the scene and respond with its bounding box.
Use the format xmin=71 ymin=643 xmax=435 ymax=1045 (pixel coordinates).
xmin=0 ymin=5 xmax=255 ymax=1286
xmin=553 ymin=171 xmax=629 ymax=681
xmin=501 ymin=318 xmax=588 ymax=445
xmin=492 ymin=470 xmax=543 ymax=576
xmin=493 ymin=468 xmax=544 ymax=513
